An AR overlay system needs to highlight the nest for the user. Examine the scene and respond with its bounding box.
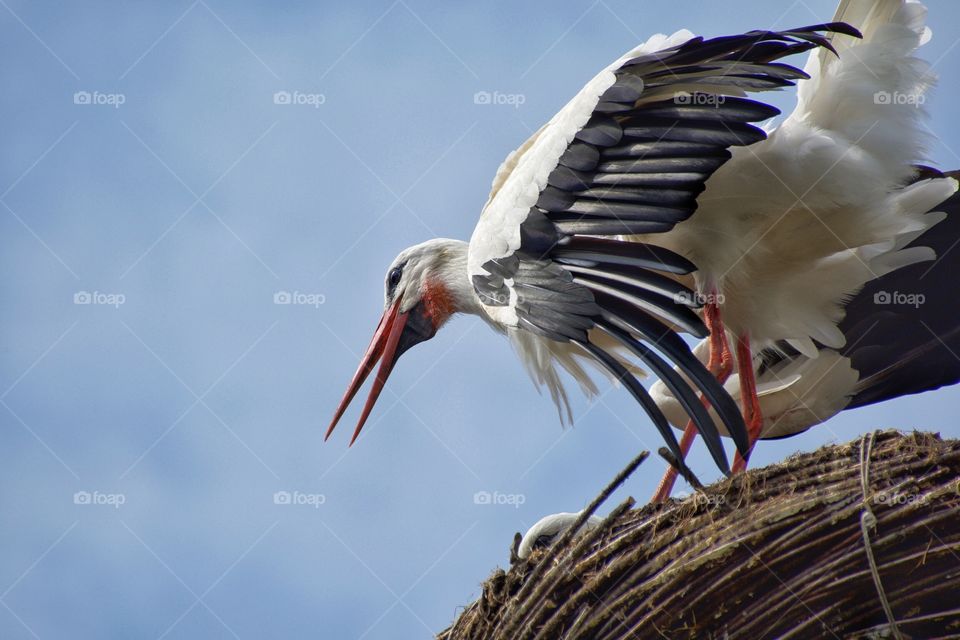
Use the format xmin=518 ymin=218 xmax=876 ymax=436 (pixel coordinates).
xmin=439 ymin=430 xmax=960 ymax=639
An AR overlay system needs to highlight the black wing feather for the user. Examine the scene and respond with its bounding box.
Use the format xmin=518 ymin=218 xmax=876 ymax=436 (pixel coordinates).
xmin=596 ymin=296 xmax=751 ymax=456
xmin=596 ymin=320 xmax=731 ymax=475
xmin=473 ymin=23 xmax=858 ymax=472
xmin=578 ymin=340 xmax=695 ymax=480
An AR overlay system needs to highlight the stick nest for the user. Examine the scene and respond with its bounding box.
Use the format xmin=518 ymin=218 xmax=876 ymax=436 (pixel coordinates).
xmin=439 ymin=430 xmax=960 ymax=639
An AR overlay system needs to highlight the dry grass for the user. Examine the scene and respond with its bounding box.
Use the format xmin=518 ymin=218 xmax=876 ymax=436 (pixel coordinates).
xmin=439 ymin=430 xmax=960 ymax=640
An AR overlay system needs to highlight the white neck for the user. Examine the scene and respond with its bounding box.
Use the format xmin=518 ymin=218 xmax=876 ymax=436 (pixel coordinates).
xmin=429 ymin=239 xmax=484 ymax=317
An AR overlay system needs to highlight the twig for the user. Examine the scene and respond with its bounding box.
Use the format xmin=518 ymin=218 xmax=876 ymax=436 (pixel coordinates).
xmin=658 ymin=446 xmax=704 ymax=489
xmin=496 ymin=450 xmax=649 ymax=639
xmin=859 ymin=431 xmax=904 ymax=640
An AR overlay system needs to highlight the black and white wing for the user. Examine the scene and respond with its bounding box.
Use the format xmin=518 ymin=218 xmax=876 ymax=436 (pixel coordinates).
xmin=467 ymin=23 xmax=859 ymax=476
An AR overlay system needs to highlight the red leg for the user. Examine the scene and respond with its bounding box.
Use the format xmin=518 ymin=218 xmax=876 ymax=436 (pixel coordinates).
xmin=713 ymin=306 xmax=733 ymax=382
xmin=732 ymin=334 xmax=763 ymax=473
xmin=651 ymin=300 xmax=731 ymax=502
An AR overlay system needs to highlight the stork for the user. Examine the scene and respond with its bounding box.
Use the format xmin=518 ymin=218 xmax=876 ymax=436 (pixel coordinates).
xmin=326 ymin=22 xmax=864 ymax=480
xmin=514 ymin=512 xmax=604 ymax=562
xmin=645 ymin=0 xmax=957 ymax=500
xmin=652 ymin=169 xmax=960 ymax=446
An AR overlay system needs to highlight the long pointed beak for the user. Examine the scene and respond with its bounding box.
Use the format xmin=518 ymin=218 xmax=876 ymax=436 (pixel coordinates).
xmin=326 ymin=300 xmax=410 ymax=446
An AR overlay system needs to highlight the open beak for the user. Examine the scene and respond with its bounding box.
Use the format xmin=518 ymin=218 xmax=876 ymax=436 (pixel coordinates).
xmin=326 ymin=300 xmax=436 ymax=446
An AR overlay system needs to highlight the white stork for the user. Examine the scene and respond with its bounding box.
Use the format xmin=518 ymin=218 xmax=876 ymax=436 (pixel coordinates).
xmin=325 ymin=5 xmax=954 ymax=485
xmin=515 ymin=512 xmax=604 ymax=561
xmin=325 ymin=22 xmax=863 ymax=479
xmin=646 ymin=0 xmax=958 ymax=499
xmin=652 ymin=169 xmax=960 ymax=444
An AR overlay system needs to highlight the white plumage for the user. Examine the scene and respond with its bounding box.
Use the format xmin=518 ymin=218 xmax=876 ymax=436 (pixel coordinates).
xmin=650 ymin=0 xmax=951 ymax=355
xmin=516 ymin=511 xmax=604 ymax=561
xmin=653 ymin=172 xmax=960 ymax=442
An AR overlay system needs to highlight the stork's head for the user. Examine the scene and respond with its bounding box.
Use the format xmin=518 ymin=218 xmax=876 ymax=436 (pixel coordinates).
xmin=326 ymin=238 xmax=472 ymax=445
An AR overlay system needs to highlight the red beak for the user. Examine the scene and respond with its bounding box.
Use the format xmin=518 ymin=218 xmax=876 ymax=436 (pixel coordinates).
xmin=326 ymin=300 xmax=410 ymax=446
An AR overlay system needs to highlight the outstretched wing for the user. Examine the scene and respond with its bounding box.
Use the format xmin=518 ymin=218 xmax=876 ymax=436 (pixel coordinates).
xmin=468 ymin=23 xmax=858 ymax=476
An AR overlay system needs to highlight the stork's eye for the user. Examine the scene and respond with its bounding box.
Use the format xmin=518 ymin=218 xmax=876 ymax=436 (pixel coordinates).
xmin=387 ymin=267 xmax=403 ymax=292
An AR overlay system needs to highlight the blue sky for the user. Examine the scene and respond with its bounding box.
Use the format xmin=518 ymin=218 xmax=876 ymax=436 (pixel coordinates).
xmin=2 ymin=1 xmax=959 ymax=638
